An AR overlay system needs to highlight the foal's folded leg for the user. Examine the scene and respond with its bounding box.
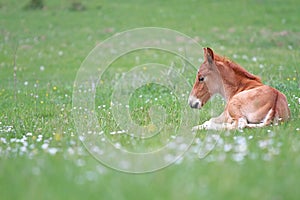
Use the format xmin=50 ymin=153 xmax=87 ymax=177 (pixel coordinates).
xmin=192 ymin=112 xmax=233 ymax=131
xmin=192 ymin=119 xmax=224 ymax=131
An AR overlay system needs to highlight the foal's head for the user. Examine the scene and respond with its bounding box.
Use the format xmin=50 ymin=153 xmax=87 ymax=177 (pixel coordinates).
xmin=188 ymin=47 xmax=223 ymax=109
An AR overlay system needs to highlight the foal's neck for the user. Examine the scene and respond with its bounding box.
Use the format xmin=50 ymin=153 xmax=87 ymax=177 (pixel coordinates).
xmin=217 ymin=63 xmax=263 ymax=101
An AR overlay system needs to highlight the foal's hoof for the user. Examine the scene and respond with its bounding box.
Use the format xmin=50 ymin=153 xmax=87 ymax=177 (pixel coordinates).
xmin=192 ymin=121 xmax=210 ymax=131
xmin=192 ymin=125 xmax=202 ymax=132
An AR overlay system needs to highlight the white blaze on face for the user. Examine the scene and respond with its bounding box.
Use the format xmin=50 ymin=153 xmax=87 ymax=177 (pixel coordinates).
xmin=188 ymin=95 xmax=202 ymax=109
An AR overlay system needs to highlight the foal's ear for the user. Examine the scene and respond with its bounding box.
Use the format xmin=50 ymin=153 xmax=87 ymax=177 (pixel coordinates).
xmin=206 ymin=47 xmax=214 ymax=64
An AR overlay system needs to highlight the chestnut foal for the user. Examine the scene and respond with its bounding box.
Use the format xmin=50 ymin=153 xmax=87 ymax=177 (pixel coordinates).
xmin=189 ymin=47 xmax=290 ymax=130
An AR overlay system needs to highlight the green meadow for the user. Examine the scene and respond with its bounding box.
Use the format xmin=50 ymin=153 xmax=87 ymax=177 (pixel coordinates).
xmin=1 ymin=0 xmax=300 ymax=199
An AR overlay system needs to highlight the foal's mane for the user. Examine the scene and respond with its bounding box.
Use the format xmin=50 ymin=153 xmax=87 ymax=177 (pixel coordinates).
xmin=214 ymin=54 xmax=262 ymax=82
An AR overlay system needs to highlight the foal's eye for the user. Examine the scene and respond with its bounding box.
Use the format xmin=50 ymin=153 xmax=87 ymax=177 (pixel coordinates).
xmin=199 ymin=77 xmax=205 ymax=82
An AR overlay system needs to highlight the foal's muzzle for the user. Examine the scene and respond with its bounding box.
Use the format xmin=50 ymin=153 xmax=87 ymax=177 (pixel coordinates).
xmin=188 ymin=95 xmax=202 ymax=109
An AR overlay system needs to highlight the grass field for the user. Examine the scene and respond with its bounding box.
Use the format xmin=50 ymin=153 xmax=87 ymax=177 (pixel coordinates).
xmin=1 ymin=0 xmax=300 ymax=199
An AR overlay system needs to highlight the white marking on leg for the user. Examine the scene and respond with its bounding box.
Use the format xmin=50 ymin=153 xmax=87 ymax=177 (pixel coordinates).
xmin=262 ymin=109 xmax=273 ymax=124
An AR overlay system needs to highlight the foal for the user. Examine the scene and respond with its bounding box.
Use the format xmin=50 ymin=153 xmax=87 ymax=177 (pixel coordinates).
xmin=189 ymin=47 xmax=290 ymax=130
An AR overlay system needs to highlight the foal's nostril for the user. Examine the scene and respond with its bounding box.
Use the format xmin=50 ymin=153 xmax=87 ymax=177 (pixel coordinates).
xmin=193 ymin=102 xmax=199 ymax=108
xmin=189 ymin=101 xmax=199 ymax=109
